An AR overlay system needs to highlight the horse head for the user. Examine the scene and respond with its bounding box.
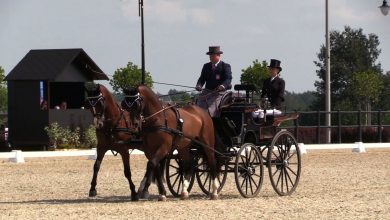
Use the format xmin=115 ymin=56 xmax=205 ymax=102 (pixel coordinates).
xmin=85 ymin=82 xmax=116 ymax=129
xmin=121 ymin=86 xmax=143 ymax=133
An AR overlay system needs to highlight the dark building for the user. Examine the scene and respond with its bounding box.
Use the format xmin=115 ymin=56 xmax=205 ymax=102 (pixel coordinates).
xmin=5 ymin=48 xmax=108 ymax=149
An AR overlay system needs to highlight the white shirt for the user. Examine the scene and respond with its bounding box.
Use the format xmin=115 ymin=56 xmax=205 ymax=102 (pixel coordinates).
xmin=212 ymin=60 xmax=221 ymax=68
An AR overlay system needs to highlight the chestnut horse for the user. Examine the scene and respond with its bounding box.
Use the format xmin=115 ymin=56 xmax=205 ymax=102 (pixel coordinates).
xmin=84 ymin=83 xmax=139 ymax=201
xmin=121 ymin=85 xmax=220 ymax=200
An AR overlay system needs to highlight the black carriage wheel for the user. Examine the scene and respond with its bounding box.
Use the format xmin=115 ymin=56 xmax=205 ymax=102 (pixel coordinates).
xmin=234 ymin=143 xmax=264 ymax=198
xmin=165 ymin=152 xmax=195 ymax=197
xmin=267 ymin=130 xmax=301 ymax=196
xmin=195 ymin=157 xmax=228 ymax=195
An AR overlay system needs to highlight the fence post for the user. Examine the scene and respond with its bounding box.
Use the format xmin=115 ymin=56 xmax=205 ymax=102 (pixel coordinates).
xmin=294 ymin=110 xmax=299 ymax=142
xmin=378 ymin=110 xmax=382 ymax=143
xmin=358 ymin=109 xmax=362 ymax=142
xmin=338 ymin=110 xmax=341 ymax=143
xmin=317 ymin=110 xmax=321 ymax=144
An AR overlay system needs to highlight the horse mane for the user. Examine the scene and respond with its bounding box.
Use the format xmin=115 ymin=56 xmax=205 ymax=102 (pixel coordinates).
xmin=137 ymin=85 xmax=163 ymax=108
xmin=98 ymin=84 xmax=116 ymax=105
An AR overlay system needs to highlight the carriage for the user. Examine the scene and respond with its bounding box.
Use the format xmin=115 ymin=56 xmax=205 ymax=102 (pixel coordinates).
xmin=86 ymin=83 xmax=301 ymax=200
xmin=164 ymin=84 xmax=301 ymax=198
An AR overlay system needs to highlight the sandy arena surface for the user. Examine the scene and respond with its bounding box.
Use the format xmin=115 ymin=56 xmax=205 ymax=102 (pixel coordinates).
xmin=0 ymin=149 xmax=389 ymax=220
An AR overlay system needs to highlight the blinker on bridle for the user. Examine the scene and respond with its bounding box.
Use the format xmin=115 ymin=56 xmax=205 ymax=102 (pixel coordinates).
xmin=123 ymin=93 xmax=143 ymax=109
xmin=86 ymin=93 xmax=105 ymax=117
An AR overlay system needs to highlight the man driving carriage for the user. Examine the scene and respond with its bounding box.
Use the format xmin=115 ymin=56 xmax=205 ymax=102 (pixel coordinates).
xmin=195 ymin=46 xmax=232 ymax=117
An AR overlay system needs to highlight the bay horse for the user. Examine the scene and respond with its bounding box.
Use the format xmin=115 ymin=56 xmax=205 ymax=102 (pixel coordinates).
xmin=121 ymin=85 xmax=220 ymax=200
xmin=84 ymin=83 xmax=139 ymax=201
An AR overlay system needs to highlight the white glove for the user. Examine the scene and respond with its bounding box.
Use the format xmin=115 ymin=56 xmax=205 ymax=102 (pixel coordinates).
xmin=217 ymin=85 xmax=225 ymax=91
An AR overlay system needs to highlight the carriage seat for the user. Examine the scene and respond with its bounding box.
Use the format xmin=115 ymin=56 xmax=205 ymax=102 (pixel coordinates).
xmin=234 ymin=84 xmax=257 ymax=92
xmin=219 ymin=91 xmax=233 ymax=109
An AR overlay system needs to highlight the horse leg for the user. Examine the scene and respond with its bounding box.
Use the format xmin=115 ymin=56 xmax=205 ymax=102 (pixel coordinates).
xmin=154 ymin=163 xmax=167 ymax=201
xmin=137 ymin=175 xmax=150 ymax=199
xmin=140 ymin=147 xmax=170 ymax=201
xmin=205 ymin=151 xmax=219 ymax=200
xmin=137 ymin=156 xmax=167 ymax=199
xmin=119 ymin=150 xmax=138 ymax=201
xmin=179 ymin=148 xmax=194 ymax=200
xmin=89 ymin=148 xmax=107 ymax=197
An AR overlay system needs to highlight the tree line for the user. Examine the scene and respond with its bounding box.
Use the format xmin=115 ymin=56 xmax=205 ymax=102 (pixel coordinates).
xmin=1 ymin=26 xmax=389 ymax=118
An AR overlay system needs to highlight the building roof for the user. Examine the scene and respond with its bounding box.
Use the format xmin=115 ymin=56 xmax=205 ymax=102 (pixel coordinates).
xmin=5 ymin=48 xmax=109 ymax=81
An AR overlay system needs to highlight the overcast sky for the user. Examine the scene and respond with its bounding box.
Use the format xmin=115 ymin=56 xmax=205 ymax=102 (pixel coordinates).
xmin=1 ymin=0 xmax=389 ymax=94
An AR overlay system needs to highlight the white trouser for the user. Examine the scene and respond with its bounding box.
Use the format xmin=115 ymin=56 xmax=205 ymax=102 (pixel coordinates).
xmin=252 ymin=109 xmax=282 ymax=118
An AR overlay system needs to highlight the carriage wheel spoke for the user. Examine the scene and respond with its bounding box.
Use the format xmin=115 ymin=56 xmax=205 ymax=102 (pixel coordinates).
xmin=245 ymin=176 xmax=249 ymax=195
xmin=201 ymin=173 xmax=210 ymax=191
xmin=286 ymin=151 xmax=296 ymax=161
xmin=171 ymin=171 xmax=180 ymax=188
xmin=286 ymin=166 xmax=298 ymax=177
xmin=285 ymin=167 xmax=294 ymax=188
xmin=248 ymin=175 xmax=254 ymax=195
xmin=280 ymin=168 xmax=284 ymax=192
xmin=238 ymin=164 xmax=249 ymax=173
xmin=169 ymin=171 xmax=179 ymax=178
xmin=240 ymin=174 xmax=247 ymax=189
xmin=169 ymin=163 xmax=179 ymax=170
xmin=249 ymin=175 xmax=259 ymax=189
xmin=275 ymin=168 xmax=282 ymax=188
xmin=283 ymin=168 xmax=289 ymax=192
xmin=176 ymin=174 xmax=183 ymax=193
xmin=208 ymin=174 xmax=212 ymax=192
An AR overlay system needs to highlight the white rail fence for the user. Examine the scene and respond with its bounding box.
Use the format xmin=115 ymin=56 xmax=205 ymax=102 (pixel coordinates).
xmin=0 ymin=142 xmax=390 ymax=163
xmin=0 ymin=148 xmax=144 ymax=163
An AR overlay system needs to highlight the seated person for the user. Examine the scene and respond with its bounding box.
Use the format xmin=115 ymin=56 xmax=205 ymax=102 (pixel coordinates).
xmin=252 ymin=59 xmax=285 ymax=119
xmin=195 ymin=46 xmax=232 ymax=117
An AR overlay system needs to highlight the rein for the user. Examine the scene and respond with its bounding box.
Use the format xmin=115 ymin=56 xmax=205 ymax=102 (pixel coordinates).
xmin=87 ymin=92 xmax=132 ymax=133
xmin=195 ymin=89 xmax=221 ymax=101
xmin=142 ymin=105 xmax=176 ymax=123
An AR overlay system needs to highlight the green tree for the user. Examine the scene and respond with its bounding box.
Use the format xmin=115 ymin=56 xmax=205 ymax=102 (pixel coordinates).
xmin=240 ymin=59 xmax=269 ymax=93
xmin=378 ymin=71 xmax=390 ymax=109
xmin=0 ymin=66 xmax=7 ymax=113
xmin=350 ymin=71 xmax=383 ymax=125
xmin=350 ymin=71 xmax=383 ymax=109
xmin=168 ymin=89 xmax=191 ymax=106
xmin=109 ymin=62 xmax=153 ymax=93
xmin=312 ymin=26 xmax=382 ymax=111
xmin=284 ymin=91 xmax=316 ymax=111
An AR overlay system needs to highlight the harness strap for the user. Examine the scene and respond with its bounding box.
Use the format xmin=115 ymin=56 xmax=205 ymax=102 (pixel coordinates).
xmin=142 ymin=125 xmax=227 ymax=158
xmin=142 ymin=105 xmax=176 ymax=123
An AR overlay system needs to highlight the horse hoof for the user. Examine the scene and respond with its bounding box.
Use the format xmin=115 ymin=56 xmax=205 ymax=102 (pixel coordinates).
xmin=180 ymin=192 xmax=189 ymax=200
xmin=139 ymin=191 xmax=149 ymax=199
xmin=210 ymin=194 xmax=218 ymax=200
xmin=131 ymin=193 xmax=139 ymax=201
xmin=89 ymin=190 xmax=97 ymax=197
xmin=158 ymin=195 xmax=167 ymax=201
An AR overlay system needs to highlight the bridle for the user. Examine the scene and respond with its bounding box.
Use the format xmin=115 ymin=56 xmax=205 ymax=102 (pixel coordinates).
xmin=123 ymin=91 xmax=175 ymax=133
xmin=86 ymin=92 xmax=106 ymax=119
xmin=123 ymin=92 xmax=144 ymax=132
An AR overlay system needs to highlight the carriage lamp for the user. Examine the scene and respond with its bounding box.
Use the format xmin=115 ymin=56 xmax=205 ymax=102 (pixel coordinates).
xmin=379 ymin=0 xmax=390 ymax=16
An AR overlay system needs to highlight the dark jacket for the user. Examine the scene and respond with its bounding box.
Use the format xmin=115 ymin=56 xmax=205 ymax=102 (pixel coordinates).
xmin=261 ymin=76 xmax=285 ymax=109
xmin=196 ymin=61 xmax=232 ymax=90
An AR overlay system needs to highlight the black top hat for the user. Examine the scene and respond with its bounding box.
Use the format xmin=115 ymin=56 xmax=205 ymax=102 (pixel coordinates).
xmin=268 ymin=59 xmax=282 ymax=72
xmin=206 ymin=46 xmax=223 ymax=55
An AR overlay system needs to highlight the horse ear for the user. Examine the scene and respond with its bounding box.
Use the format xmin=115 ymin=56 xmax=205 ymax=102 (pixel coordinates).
xmin=122 ymin=88 xmax=130 ymax=95
xmin=122 ymin=87 xmax=137 ymax=95
xmin=85 ymin=82 xmax=99 ymax=92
